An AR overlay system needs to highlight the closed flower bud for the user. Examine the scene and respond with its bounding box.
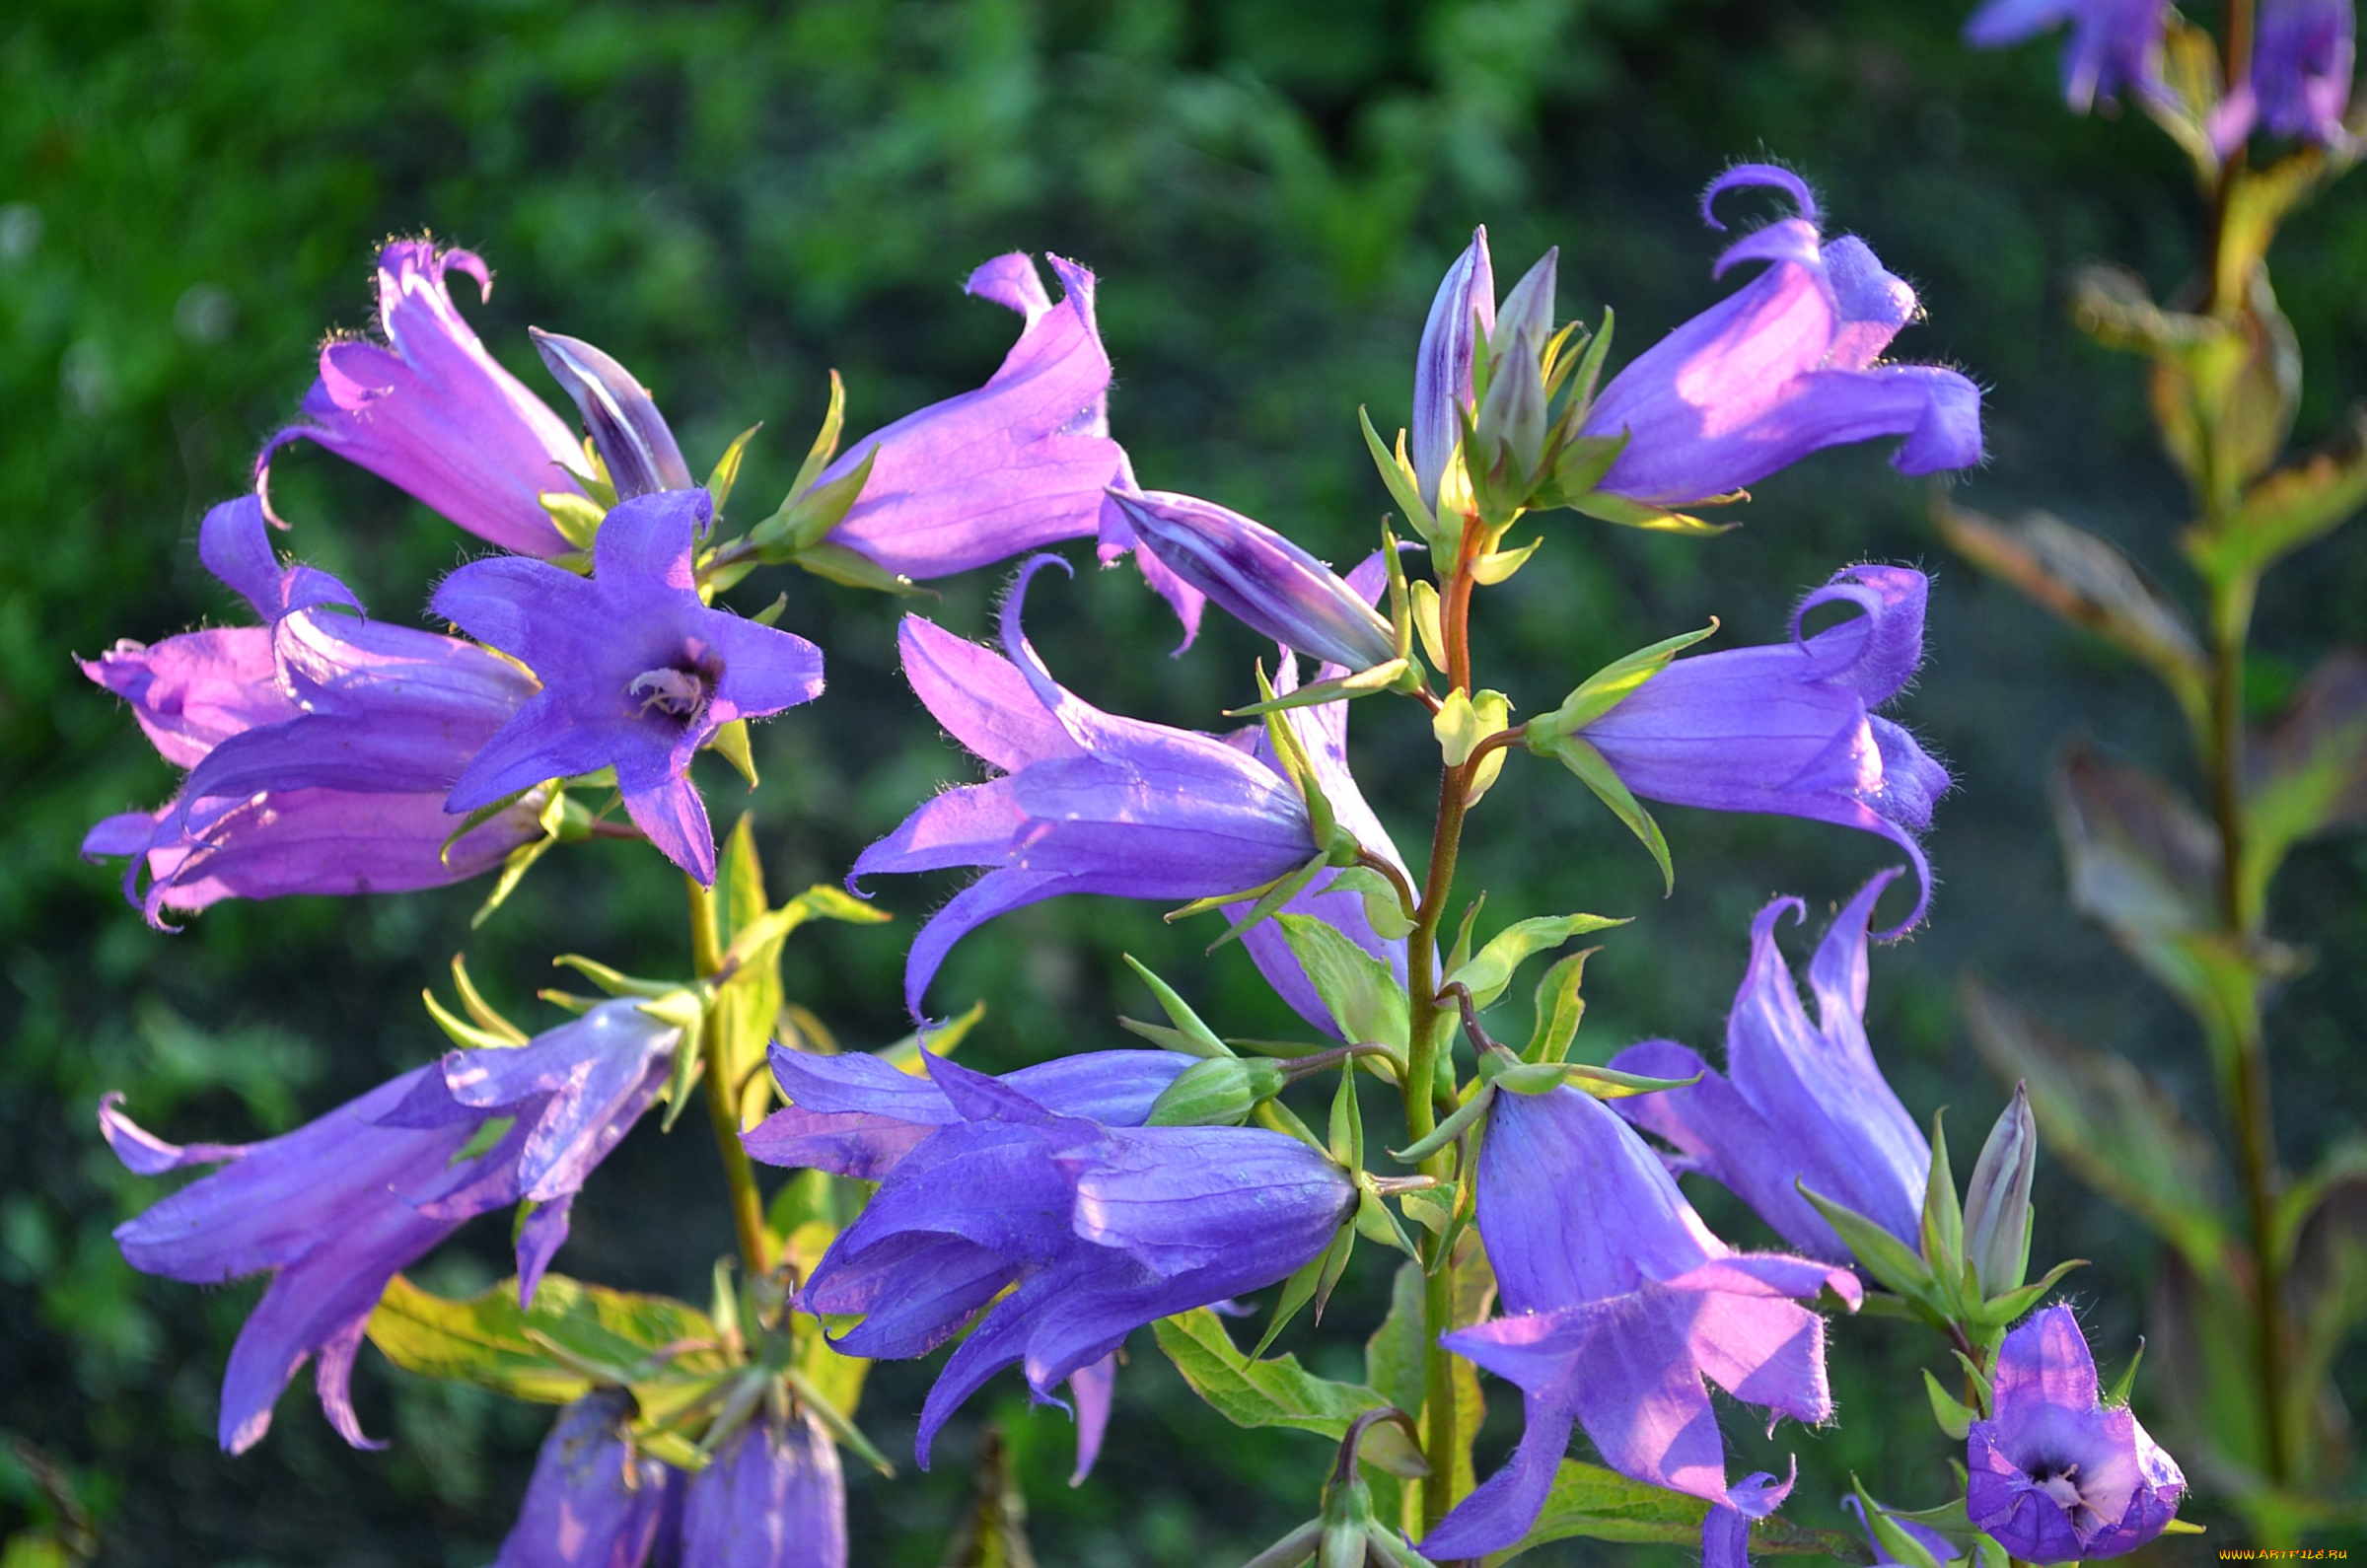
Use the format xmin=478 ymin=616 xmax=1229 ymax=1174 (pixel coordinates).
xmin=530 ymin=328 xmax=693 ymax=501
xmin=1963 ymin=1081 xmax=2037 ymax=1297
xmin=1145 ymin=1055 xmax=1291 ymax=1127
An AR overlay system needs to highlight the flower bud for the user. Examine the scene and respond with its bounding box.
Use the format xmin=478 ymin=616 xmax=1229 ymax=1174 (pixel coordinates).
xmin=531 ymin=328 xmax=692 ymax=500
xmin=1144 ymin=1055 xmax=1291 ymax=1127
xmin=1491 ymin=249 xmax=1559 ymax=360
xmin=1963 ymin=1080 xmax=2037 ymax=1296
xmin=1110 ymin=490 xmax=1399 ymax=672
xmin=1411 ymin=229 xmax=1495 ymax=510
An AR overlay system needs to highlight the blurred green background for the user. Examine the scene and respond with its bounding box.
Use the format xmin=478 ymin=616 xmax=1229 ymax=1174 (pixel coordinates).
xmin=5 ymin=0 xmax=2366 ymax=1561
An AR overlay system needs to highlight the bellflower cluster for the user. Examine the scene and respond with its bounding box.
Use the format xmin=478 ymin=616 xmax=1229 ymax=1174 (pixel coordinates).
xmin=1965 ymin=0 xmax=2169 ymax=110
xmin=103 ymin=999 xmax=681 ymax=1453
xmin=1612 ymin=872 xmax=1931 ymax=1261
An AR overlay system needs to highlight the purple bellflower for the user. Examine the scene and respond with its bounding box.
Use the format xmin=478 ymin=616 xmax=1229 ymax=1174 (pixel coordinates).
xmin=1578 ymin=168 xmax=1981 ymax=510
xmin=102 ymin=999 xmax=682 ymax=1453
xmin=773 ymin=1054 xmax=1354 ymax=1468
xmin=433 ymin=488 xmax=825 ymax=886
xmin=1965 ymin=0 xmax=2170 ymax=111
xmin=851 ymin=556 xmax=1327 ymax=1019
xmin=1967 ymin=1305 xmax=2187 ymax=1562
xmin=1573 ymin=563 xmax=1951 ymax=935
xmin=679 ymin=1408 xmax=847 ymax=1568
xmin=493 ymin=1390 xmax=678 ymax=1568
xmin=2246 ymin=0 xmax=2356 ymax=146
xmin=1609 ymin=871 xmax=1931 ymax=1264
xmin=531 ymin=328 xmax=693 ymax=502
xmin=1411 ymin=227 xmax=1496 ymax=511
xmin=1104 ymin=489 xmax=1399 ymax=674
xmin=258 ymin=241 xmax=594 ymax=557
xmin=81 ymin=497 xmax=542 ymax=926
xmin=1418 ymin=1084 xmax=1860 ymax=1562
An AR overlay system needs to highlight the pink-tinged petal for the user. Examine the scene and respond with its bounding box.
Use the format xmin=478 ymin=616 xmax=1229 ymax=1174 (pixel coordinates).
xmin=966 ymin=251 xmax=1055 ymax=324
xmin=198 ymin=496 xmax=361 ymax=623
xmin=1563 ymin=1289 xmax=1733 ymax=1505
xmin=705 ymin=614 xmax=825 ymax=722
xmin=1664 ymin=1278 xmax=1834 ymax=1423
xmin=1702 ymin=164 xmax=1822 ymax=229
xmin=81 ymin=628 xmax=291 ymax=770
xmin=620 ymin=769 xmax=716 ymax=885
xmin=97 ymin=1093 xmax=249 ymax=1175
xmin=897 ymin=615 xmax=1078 ymax=772
xmin=1068 ymin=1351 xmax=1115 ymax=1485
xmin=850 ymin=778 xmax=1029 ymax=881
xmin=493 ymin=1391 xmax=674 ymax=1568
xmin=430 ymin=556 xmax=593 ymax=661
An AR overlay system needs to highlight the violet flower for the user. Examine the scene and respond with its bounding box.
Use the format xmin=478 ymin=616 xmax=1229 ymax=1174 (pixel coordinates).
xmin=1579 ymin=168 xmax=1981 ymax=509
xmin=493 ymin=1390 xmax=678 ymax=1568
xmin=2253 ymin=0 xmax=2356 ymax=144
xmin=81 ymin=497 xmax=542 ymax=926
xmin=1104 ymin=489 xmax=1398 ymax=673
xmin=103 ymin=999 xmax=683 ymax=1453
xmin=851 ymin=556 xmax=1324 ymax=1019
xmin=784 ymin=1055 xmax=1354 ymax=1467
xmin=680 ymin=1408 xmax=847 ymax=1568
xmin=532 ymin=328 xmax=694 ymax=501
xmin=1573 ymin=564 xmax=1951 ymax=935
xmin=1411 ymin=228 xmax=1495 ymax=510
xmin=1965 ymin=0 xmax=2169 ymax=112
xmin=1608 ymin=871 xmax=1931 ymax=1264
xmin=1967 ymin=1305 xmax=2187 ymax=1561
xmin=257 ymin=240 xmax=593 ymax=558
xmin=1417 ymin=1084 xmax=1859 ymax=1561
xmin=433 ymin=488 xmax=825 ymax=886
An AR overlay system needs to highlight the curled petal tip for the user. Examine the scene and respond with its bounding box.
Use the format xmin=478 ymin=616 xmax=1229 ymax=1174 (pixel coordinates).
xmin=1701 ymin=164 xmax=1821 ymax=231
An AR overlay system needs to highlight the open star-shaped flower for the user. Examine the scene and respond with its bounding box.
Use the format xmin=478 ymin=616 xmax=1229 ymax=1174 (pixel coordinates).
xmin=433 ymin=488 xmax=825 ymax=884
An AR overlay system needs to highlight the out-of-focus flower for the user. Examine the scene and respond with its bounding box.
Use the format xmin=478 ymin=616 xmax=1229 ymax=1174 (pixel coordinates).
xmin=1967 ymin=1305 xmax=2186 ymax=1561
xmin=81 ymin=496 xmax=541 ymax=925
xmin=1965 ymin=0 xmax=2169 ymax=112
xmin=1578 ymin=168 xmax=1981 ymax=510
xmin=851 ymin=556 xmax=1327 ymax=1019
xmin=103 ymin=999 xmax=682 ymax=1454
xmin=1555 ymin=564 xmax=1951 ymax=934
xmin=786 ymin=1055 xmax=1354 ymax=1467
xmin=258 ymin=240 xmax=594 ymax=557
xmin=1611 ymin=872 xmax=1931 ymax=1263
xmin=492 ymin=1390 xmax=677 ymax=1568
xmin=433 ymin=489 xmax=825 ymax=886
xmin=2246 ymin=0 xmax=2356 ymax=146
xmin=1417 ymin=1084 xmax=1858 ymax=1561
xmin=680 ymin=1408 xmax=847 ymax=1568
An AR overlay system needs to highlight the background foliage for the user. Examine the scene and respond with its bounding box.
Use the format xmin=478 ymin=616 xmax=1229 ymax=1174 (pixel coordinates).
xmin=4 ymin=0 xmax=2365 ymax=1561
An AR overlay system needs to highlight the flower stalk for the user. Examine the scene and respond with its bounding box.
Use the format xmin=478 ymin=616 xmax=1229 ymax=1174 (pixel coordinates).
xmin=687 ymin=873 xmax=773 ymax=1276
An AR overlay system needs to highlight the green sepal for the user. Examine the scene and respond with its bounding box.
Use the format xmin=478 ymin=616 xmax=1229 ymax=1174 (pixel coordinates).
xmin=1359 ymin=405 xmax=1437 ymax=541
xmin=1446 ymin=893 xmax=1485 ymax=980
xmin=1923 ymin=1368 xmax=1975 ymax=1440
xmin=1325 ymin=866 xmax=1416 ymax=940
xmin=1570 ymin=487 xmax=1737 ymax=535
xmin=1523 ymin=950 xmax=1592 ymax=1064
xmin=1536 ymin=734 xmax=1675 ymax=892
xmin=1145 ymin=1056 xmax=1290 ymax=1127
xmin=1204 ymin=852 xmax=1328 ymax=952
xmin=1328 ymin=1064 xmax=1364 ymax=1170
xmin=1277 ymin=913 xmax=1410 ymax=1055
xmin=784 ymin=537 xmax=925 ymax=596
xmin=1467 ymin=535 xmax=1542 ymax=586
xmin=1920 ymin=1109 xmax=1967 ymax=1309
xmin=1389 ymin=1084 xmax=1493 ymax=1164
xmin=448 ymin=954 xmax=529 ymax=1043
xmin=783 ymin=1366 xmax=896 ymax=1477
xmin=1533 ymin=620 xmax=1720 ymax=739
xmin=2105 ymin=1337 xmax=2146 ymax=1407
xmin=1223 ymin=658 xmax=1415 ymax=717
xmin=789 ymin=370 xmax=847 ymax=503
xmin=705 ymin=423 xmax=761 ymax=515
xmin=539 ymin=489 xmax=609 ymax=549
xmin=1480 ymin=1054 xmax=1697 ymax=1101
xmin=1255 ymin=1222 xmax=1356 ymax=1356
xmin=1849 ymin=1478 xmax=1944 ymax=1568
xmin=1970 ymin=1256 xmax=2088 ymax=1330
xmin=1563 ymin=308 xmax=1614 ymax=418
xmin=551 ymin=954 xmax=684 ymax=999
xmin=1120 ymin=954 xmax=1235 ymax=1058
xmin=719 ymin=883 xmax=892 ymax=974
xmin=1443 ymin=912 xmax=1625 ymax=1011
xmin=1409 ymin=581 xmax=1448 ymax=672
xmin=706 ymin=718 xmax=758 ymax=789
xmin=423 ymin=980 xmax=521 ymax=1052
xmin=1354 ymin=1187 xmax=1418 ymax=1257
xmin=1800 ymin=1179 xmax=1936 ymax=1304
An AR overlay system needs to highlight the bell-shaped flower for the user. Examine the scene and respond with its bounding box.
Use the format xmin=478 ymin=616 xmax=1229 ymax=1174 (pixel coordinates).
xmin=102 ymin=998 xmax=683 ymax=1454
xmin=492 ymin=1390 xmax=678 ymax=1568
xmin=1568 ymin=564 xmax=1951 ymax=934
xmin=433 ymin=489 xmax=825 ymax=886
xmin=1967 ymin=1306 xmax=2187 ymax=1560
xmin=1965 ymin=0 xmax=2168 ymax=111
xmin=851 ymin=556 xmax=1325 ymax=1019
xmin=744 ymin=1044 xmax=1195 ymax=1178
xmin=81 ymin=497 xmax=543 ymax=926
xmin=257 ymin=241 xmax=595 ymax=557
xmin=680 ymin=1407 xmax=847 ymax=1568
xmin=1105 ymin=490 xmax=1398 ymax=673
xmin=785 ymin=1055 xmax=1355 ymax=1467
xmin=1411 ymin=228 xmax=1496 ymax=510
xmin=817 ymin=253 xmax=1132 ymax=584
xmin=1608 ymin=872 xmax=1931 ymax=1264
xmin=1577 ymin=168 xmax=1980 ymax=510
xmin=2248 ymin=0 xmax=2355 ymax=145
xmin=1417 ymin=1084 xmax=1859 ymax=1561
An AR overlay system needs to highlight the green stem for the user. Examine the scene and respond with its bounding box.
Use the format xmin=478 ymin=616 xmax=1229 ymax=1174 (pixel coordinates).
xmin=687 ymin=875 xmax=773 ymax=1276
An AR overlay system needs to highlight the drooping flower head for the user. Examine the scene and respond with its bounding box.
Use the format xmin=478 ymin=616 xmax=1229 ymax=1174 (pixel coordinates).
xmin=679 ymin=1408 xmax=847 ymax=1568
xmin=2253 ymin=0 xmax=2356 ymax=145
xmin=1610 ymin=871 xmax=1931 ymax=1264
xmin=1574 ymin=564 xmax=1951 ymax=934
xmin=103 ymin=999 xmax=682 ymax=1454
xmin=432 ymin=488 xmax=825 ymax=886
xmin=754 ymin=1052 xmax=1353 ymax=1468
xmin=1967 ymin=1306 xmax=2187 ymax=1561
xmin=81 ymin=496 xmax=542 ymax=925
xmin=1578 ymin=168 xmax=1981 ymax=510
xmin=1418 ymin=1084 xmax=1860 ymax=1561
xmin=492 ymin=1390 xmax=679 ymax=1568
xmin=1964 ymin=0 xmax=2169 ymax=112
xmin=851 ymin=555 xmax=1328 ymax=1019
xmin=257 ymin=241 xmax=595 ymax=557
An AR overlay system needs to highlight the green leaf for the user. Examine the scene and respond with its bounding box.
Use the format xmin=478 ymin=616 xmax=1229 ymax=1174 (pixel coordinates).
xmin=1277 ymin=914 xmax=1410 ymax=1053
xmin=2243 ymin=651 xmax=2367 ymax=916
xmin=366 ymin=1273 xmax=727 ymax=1404
xmin=704 ymin=423 xmax=760 ymax=515
xmin=2192 ymin=408 xmax=2367 ymax=582
xmin=1960 ymin=979 xmax=2227 ymax=1271
xmin=1118 ymin=955 xmax=1233 ymax=1058
xmin=1523 ymin=951 xmax=1591 ymax=1064
xmin=1568 ymin=488 xmax=1735 ymax=535
xmin=1444 ymin=912 xmax=1624 ymax=1011
xmin=1972 ymin=1257 xmax=2088 ymax=1330
xmin=1534 ymin=621 xmax=1720 ymax=737
xmin=1537 ymin=734 xmax=1673 ymax=893
xmin=1923 ymin=1369 xmax=1974 ymax=1440
xmin=1358 ymin=404 xmax=1436 ymax=539
xmin=1492 ymin=1461 xmax=1777 ymax=1555
xmin=1919 ymin=1109 xmax=1965 ymax=1307
xmin=1155 ymin=1307 xmax=1408 ymax=1452
xmin=1326 ymin=867 xmax=1416 ymax=941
